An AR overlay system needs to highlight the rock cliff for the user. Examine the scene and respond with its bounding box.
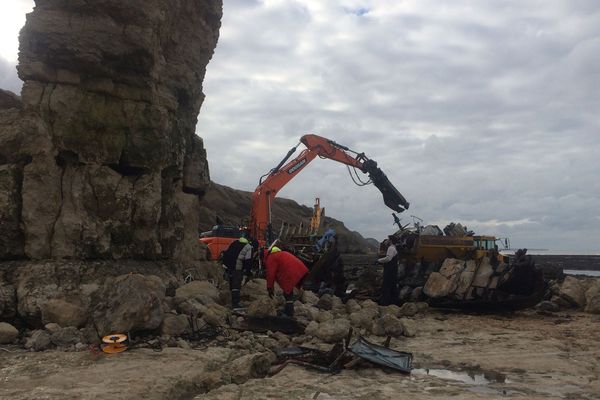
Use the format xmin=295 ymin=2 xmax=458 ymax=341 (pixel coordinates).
xmin=0 ymin=0 xmax=222 ymax=262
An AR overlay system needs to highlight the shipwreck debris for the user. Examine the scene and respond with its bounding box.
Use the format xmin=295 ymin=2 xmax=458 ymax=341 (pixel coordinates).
xmin=371 ymin=220 xmax=546 ymax=311
xmin=348 ymin=336 xmax=412 ymax=373
xmin=270 ymin=328 xmax=413 ymax=375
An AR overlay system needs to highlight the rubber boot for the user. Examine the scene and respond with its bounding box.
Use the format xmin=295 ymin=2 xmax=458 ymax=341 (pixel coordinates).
xmin=231 ymin=290 xmax=241 ymax=309
xmin=283 ymin=300 xmax=294 ymax=318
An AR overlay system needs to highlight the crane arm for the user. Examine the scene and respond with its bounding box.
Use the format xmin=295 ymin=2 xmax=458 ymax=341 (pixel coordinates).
xmin=250 ymin=134 xmax=409 ymax=243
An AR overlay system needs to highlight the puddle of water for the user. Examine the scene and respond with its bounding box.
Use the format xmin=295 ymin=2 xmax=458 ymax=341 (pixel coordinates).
xmin=412 ymin=368 xmax=507 ymax=385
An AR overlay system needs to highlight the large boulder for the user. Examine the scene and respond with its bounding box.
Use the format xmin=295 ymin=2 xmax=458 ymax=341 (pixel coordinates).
xmin=41 ymin=299 xmax=88 ymax=328
xmin=316 ymin=311 xmax=334 ymax=323
xmin=175 ymin=280 xmax=220 ymax=306
xmin=316 ymin=294 xmax=334 ymax=310
xmin=247 ymin=297 xmax=277 ymax=317
xmin=399 ymin=317 xmax=417 ymax=337
xmin=50 ymin=326 xmax=83 ymax=347
xmin=379 ymin=304 xmax=401 ymax=317
xmin=198 ymin=303 xmax=230 ymax=327
xmin=240 ymin=279 xmax=281 ymax=302
xmin=225 ymin=353 xmax=272 ymax=384
xmin=398 ymin=302 xmax=418 ymax=317
xmin=300 ymin=290 xmax=319 ymax=306
xmin=559 ymin=276 xmax=586 ymax=308
xmin=584 ymin=281 xmax=600 ymax=314
xmin=345 ymin=299 xmax=362 ymax=314
xmin=371 ymin=314 xmax=404 ymax=337
xmin=551 ymin=295 xmax=572 ymax=309
xmin=360 ymin=299 xmax=379 ymax=310
xmin=294 ymin=303 xmax=320 ymax=323
xmin=93 ymin=274 xmax=166 ymax=334
xmin=160 ymin=313 xmax=190 ymax=336
xmin=311 ymin=318 xmax=351 ymax=343
xmin=0 ymin=322 xmax=19 ymax=344
xmin=25 ymin=330 xmax=52 ymax=351
xmin=536 ymin=301 xmax=559 ymax=313
xmin=423 ymin=259 xmax=463 ymax=298
xmin=349 ymin=307 xmax=380 ymax=330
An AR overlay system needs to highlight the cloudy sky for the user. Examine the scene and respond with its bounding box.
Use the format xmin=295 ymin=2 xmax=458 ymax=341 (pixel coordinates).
xmin=2 ymin=1 xmax=599 ymax=253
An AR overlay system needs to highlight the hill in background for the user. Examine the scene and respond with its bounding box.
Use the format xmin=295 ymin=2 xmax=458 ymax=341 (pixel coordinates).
xmin=198 ymin=182 xmax=378 ymax=254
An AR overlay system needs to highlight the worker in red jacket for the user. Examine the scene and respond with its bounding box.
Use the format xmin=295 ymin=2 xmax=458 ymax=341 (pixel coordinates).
xmin=263 ymin=246 xmax=309 ymax=317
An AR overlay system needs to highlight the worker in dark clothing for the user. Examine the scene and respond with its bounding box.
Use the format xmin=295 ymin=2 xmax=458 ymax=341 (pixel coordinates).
xmin=263 ymin=246 xmax=309 ymax=317
xmin=222 ymin=237 xmax=253 ymax=309
xmin=377 ymin=235 xmax=399 ymax=306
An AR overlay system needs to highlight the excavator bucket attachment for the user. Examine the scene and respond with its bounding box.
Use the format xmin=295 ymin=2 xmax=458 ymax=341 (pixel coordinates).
xmin=363 ymin=160 xmax=409 ymax=213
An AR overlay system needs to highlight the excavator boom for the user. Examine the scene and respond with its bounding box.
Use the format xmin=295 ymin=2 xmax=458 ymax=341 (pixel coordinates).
xmin=250 ymin=134 xmax=409 ymax=244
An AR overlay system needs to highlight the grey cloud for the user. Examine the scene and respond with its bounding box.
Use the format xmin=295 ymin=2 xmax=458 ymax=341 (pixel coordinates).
xmin=195 ymin=1 xmax=600 ymax=252
xmin=0 ymin=56 xmax=22 ymax=94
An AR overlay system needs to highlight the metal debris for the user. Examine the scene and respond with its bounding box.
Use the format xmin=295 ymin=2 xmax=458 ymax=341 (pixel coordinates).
xmin=270 ymin=329 xmax=413 ymax=375
xmin=348 ymin=337 xmax=412 ymax=373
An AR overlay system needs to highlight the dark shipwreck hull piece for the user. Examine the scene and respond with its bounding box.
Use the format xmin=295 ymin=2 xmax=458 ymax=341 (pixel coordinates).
xmin=349 ymin=336 xmax=413 ymax=373
xmin=428 ymin=258 xmax=545 ymax=312
xmin=428 ymin=287 xmax=545 ymax=311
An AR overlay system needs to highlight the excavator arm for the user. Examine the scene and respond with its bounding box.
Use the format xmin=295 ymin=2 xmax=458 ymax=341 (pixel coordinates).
xmin=250 ymin=134 xmax=409 ymax=243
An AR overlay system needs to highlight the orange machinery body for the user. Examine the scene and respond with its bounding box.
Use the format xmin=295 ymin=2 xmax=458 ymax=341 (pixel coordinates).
xmin=199 ymin=225 xmax=265 ymax=261
xmin=200 ymin=236 xmax=237 ymax=261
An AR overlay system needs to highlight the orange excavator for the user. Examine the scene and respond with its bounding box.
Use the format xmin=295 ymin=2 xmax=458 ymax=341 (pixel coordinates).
xmin=200 ymin=134 xmax=409 ymax=260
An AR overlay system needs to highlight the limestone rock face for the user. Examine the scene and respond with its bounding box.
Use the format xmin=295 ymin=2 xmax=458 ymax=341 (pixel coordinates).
xmin=0 ymin=0 xmax=222 ymax=261
xmin=0 ymin=284 xmax=17 ymax=320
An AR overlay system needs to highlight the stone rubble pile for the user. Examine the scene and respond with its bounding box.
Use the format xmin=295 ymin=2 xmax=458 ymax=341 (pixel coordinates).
xmin=537 ymin=275 xmax=600 ymax=314
xmin=0 ymin=266 xmax=429 ymax=351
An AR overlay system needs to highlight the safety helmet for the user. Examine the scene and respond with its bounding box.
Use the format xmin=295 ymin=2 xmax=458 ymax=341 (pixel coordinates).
xmin=261 ymin=245 xmax=281 ymax=262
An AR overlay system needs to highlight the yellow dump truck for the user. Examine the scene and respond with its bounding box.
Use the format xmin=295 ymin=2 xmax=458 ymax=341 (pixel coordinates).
xmin=402 ymin=234 xmax=508 ymax=264
xmin=390 ymin=224 xmax=543 ymax=310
